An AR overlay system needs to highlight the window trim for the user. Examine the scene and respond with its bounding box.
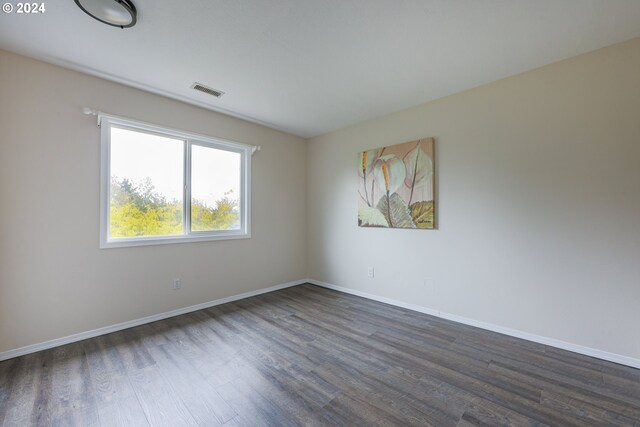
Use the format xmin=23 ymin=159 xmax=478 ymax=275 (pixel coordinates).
xmin=99 ymin=114 xmax=252 ymax=249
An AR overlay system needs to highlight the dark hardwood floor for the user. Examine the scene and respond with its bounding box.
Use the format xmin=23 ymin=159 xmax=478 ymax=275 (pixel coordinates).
xmin=1 ymin=284 xmax=639 ymax=426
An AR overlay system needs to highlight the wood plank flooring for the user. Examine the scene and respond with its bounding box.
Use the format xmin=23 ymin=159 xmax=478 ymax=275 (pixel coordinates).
xmin=1 ymin=284 xmax=639 ymax=426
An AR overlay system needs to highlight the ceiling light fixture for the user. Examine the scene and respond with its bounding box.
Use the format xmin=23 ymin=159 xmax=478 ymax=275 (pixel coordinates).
xmin=74 ymin=0 xmax=137 ymax=29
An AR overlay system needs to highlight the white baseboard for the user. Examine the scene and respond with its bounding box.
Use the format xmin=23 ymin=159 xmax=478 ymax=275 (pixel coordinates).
xmin=5 ymin=278 xmax=639 ymax=370
xmin=0 ymin=279 xmax=306 ymax=362
xmin=307 ymin=279 xmax=640 ymax=370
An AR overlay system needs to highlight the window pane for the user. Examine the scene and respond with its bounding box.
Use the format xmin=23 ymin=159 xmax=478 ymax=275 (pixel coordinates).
xmin=191 ymin=144 xmax=241 ymax=231
xmin=109 ymin=127 xmax=184 ymax=238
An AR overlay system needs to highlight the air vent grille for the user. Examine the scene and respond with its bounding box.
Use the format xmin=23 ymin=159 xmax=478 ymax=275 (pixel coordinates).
xmin=191 ymin=82 xmax=225 ymax=98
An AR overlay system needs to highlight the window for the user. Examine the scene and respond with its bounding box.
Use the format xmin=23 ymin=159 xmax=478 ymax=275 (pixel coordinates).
xmin=100 ymin=115 xmax=251 ymax=248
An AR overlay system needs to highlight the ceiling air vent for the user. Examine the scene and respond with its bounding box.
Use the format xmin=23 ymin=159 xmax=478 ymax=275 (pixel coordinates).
xmin=191 ymin=82 xmax=225 ymax=98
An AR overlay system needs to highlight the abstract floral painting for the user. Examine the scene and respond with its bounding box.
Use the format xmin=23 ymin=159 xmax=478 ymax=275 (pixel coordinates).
xmin=358 ymin=138 xmax=435 ymax=229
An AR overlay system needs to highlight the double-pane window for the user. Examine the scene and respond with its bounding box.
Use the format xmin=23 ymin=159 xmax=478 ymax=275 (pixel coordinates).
xmin=100 ymin=116 xmax=251 ymax=248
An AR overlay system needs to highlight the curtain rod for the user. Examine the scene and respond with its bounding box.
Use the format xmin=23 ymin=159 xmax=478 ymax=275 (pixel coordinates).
xmin=82 ymin=107 xmax=261 ymax=155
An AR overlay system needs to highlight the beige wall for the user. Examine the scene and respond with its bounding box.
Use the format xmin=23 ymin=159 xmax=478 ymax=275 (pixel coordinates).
xmin=307 ymin=38 xmax=640 ymax=360
xmin=0 ymin=50 xmax=307 ymax=353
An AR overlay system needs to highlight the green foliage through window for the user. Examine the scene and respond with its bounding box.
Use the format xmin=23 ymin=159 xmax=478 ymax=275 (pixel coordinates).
xmin=110 ymin=177 xmax=239 ymax=238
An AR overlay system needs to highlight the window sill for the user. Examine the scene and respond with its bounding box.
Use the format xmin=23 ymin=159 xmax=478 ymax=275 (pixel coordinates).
xmin=100 ymin=232 xmax=251 ymax=249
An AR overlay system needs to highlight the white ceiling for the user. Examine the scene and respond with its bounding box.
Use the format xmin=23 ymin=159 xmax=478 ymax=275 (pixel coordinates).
xmin=2 ymin=1 xmax=640 ymax=138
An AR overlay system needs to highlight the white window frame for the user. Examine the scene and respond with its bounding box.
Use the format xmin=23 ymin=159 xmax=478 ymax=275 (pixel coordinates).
xmin=100 ymin=115 xmax=252 ymax=248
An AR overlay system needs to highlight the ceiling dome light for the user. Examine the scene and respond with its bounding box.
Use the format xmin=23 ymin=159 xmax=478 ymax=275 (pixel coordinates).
xmin=74 ymin=0 xmax=137 ymax=28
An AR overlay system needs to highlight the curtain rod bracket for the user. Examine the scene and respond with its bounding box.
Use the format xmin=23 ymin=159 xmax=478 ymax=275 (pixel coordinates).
xmin=82 ymin=107 xmax=101 ymax=127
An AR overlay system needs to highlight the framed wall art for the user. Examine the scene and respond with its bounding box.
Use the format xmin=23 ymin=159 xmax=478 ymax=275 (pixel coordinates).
xmin=358 ymin=137 xmax=435 ymax=229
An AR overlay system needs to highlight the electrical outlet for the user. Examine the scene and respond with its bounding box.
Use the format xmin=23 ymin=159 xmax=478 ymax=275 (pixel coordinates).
xmin=367 ymin=267 xmax=375 ymax=278
xmin=173 ymin=279 xmax=182 ymax=290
